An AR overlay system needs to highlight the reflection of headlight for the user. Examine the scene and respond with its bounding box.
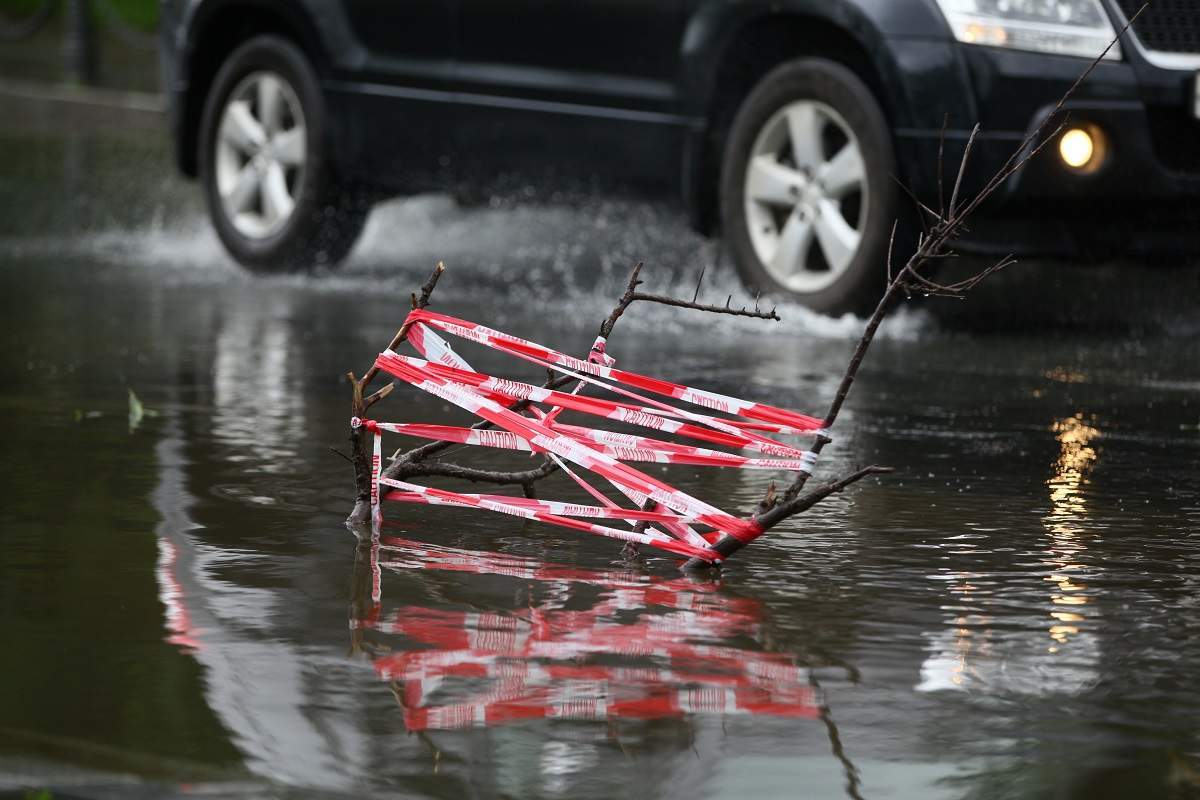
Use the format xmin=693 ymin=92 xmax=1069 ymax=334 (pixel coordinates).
xmin=933 ymin=0 xmax=1122 ymax=60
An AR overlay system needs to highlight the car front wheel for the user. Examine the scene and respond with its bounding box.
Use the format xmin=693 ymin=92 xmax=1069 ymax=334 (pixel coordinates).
xmin=721 ymin=59 xmax=899 ymax=315
xmin=199 ymin=35 xmax=368 ymax=272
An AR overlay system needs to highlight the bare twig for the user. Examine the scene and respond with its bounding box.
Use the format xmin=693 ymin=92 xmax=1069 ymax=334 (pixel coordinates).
xmin=360 ymin=262 xmax=445 ymax=391
xmin=809 ymin=669 xmax=865 ymax=800
xmin=627 ymin=290 xmax=779 ymax=321
xmin=597 ymin=261 xmax=778 ymax=346
xmin=893 ymin=175 xmax=946 ymax=229
xmin=363 ymin=381 xmax=395 ymax=411
xmin=885 ymin=220 xmax=898 ymax=284
xmin=937 ymin=112 xmax=948 ymax=217
xmin=597 ymin=261 xmax=647 ymax=339
xmin=947 ymin=123 xmax=980 ymax=217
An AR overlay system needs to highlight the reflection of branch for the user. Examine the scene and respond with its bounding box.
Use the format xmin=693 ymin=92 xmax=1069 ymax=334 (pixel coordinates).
xmin=400 ymin=696 xmax=444 ymax=773
xmin=348 ymin=533 xmax=381 ymax=657
xmin=809 ymin=670 xmax=864 ymax=800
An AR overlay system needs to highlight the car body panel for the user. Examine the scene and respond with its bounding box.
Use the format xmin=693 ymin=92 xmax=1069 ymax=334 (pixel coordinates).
xmin=163 ymin=0 xmax=1200 ymax=258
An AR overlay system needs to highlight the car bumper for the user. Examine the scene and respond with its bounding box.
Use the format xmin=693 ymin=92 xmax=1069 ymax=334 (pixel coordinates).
xmin=890 ymin=40 xmax=1200 ymax=255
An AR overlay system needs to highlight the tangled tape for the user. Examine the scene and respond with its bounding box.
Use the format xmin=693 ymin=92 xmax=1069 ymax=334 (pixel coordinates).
xmin=354 ymin=310 xmax=827 ymax=562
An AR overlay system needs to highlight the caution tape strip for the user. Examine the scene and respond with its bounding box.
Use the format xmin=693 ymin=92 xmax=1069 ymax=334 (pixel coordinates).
xmin=356 ymin=311 xmax=828 ymax=558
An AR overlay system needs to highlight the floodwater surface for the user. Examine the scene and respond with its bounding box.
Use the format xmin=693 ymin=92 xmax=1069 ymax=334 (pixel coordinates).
xmin=1 ymin=93 xmax=1199 ymax=800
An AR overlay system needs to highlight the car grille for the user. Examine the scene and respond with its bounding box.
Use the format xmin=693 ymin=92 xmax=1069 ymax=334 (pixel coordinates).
xmin=1113 ymin=0 xmax=1200 ymax=53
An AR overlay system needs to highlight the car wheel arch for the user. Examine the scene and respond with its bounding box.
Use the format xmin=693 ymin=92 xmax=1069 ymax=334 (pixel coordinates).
xmin=682 ymin=6 xmax=912 ymax=235
xmin=179 ymin=0 xmax=328 ymax=178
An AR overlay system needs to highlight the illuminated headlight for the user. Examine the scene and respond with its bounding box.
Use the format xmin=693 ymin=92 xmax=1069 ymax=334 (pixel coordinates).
xmin=933 ymin=0 xmax=1122 ymax=61
xmin=1058 ymin=124 xmax=1107 ymax=172
xmin=1059 ymin=128 xmax=1094 ymax=168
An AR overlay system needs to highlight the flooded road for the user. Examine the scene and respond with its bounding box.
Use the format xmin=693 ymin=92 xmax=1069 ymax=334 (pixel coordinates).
xmin=2 ymin=93 xmax=1199 ymax=799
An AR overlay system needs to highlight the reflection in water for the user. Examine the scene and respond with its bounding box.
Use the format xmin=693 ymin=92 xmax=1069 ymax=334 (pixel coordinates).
xmin=351 ymin=532 xmax=818 ymax=731
xmin=349 ymin=531 xmax=867 ymax=798
xmin=156 ymin=537 xmax=200 ymax=653
xmin=211 ymin=296 xmax=306 ymax=474
xmin=1042 ymin=413 xmax=1100 ymax=654
xmin=914 ymin=573 xmax=992 ymax=693
xmin=151 ymin=404 xmax=367 ymax=790
xmin=916 ymin=413 xmax=1103 ymax=695
xmin=1046 ymin=413 xmax=1099 ymax=520
xmin=142 ymin=292 xmax=865 ymax=794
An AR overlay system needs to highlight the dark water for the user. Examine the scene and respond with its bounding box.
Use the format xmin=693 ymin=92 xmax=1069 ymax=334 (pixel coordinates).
xmin=2 ymin=93 xmax=1200 ymax=799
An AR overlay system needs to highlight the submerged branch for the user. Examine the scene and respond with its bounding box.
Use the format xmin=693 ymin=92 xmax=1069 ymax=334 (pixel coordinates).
xmin=690 ymin=464 xmax=894 ymax=566
xmin=755 ymin=465 xmax=895 ymax=530
xmin=390 ymin=457 xmax=559 ymax=489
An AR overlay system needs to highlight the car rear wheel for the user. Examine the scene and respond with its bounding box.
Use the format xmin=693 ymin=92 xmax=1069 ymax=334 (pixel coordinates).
xmin=720 ymin=59 xmax=898 ymax=314
xmin=199 ymin=35 xmax=368 ymax=272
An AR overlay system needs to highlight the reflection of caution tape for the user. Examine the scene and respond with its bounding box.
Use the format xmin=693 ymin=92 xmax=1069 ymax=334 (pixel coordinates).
xmin=0 ymin=0 xmax=55 ymax=42
xmin=361 ymin=547 xmax=818 ymax=729
xmin=355 ymin=310 xmax=828 ymax=560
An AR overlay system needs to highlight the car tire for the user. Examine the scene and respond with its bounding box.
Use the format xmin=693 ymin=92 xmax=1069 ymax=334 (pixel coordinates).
xmin=199 ymin=35 xmax=369 ymax=272
xmin=720 ymin=58 xmax=898 ymax=315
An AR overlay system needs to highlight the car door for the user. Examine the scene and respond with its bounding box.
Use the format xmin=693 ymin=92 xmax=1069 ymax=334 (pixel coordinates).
xmin=330 ymin=0 xmax=459 ymax=189
xmin=450 ymin=0 xmax=692 ymax=192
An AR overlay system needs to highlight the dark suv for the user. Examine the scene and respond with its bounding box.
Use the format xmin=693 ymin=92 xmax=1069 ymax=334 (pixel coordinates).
xmin=161 ymin=0 xmax=1200 ymax=313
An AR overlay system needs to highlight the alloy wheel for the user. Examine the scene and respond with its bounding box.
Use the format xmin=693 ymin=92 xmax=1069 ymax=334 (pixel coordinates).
xmin=743 ymin=100 xmax=868 ymax=294
xmin=214 ymin=71 xmax=307 ymax=239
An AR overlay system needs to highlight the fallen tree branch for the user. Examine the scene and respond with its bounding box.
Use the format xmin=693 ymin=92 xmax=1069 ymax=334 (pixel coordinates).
xmin=348 ymin=262 xmax=446 ymax=522
xmin=388 ymin=458 xmax=559 ymax=488
xmin=349 ymin=260 xmax=784 ymax=527
xmin=345 ymin=9 xmax=1144 ymax=564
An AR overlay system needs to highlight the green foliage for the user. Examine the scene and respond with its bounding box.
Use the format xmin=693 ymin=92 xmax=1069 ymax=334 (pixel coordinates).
xmin=103 ymin=0 xmax=159 ymax=32
xmin=0 ymin=0 xmax=159 ymax=32
xmin=0 ymin=0 xmax=43 ymax=17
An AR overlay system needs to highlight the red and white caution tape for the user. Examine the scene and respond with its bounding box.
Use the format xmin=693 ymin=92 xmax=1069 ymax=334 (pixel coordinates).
xmin=355 ymin=310 xmax=828 ymax=559
xmin=407 ymin=309 xmax=824 ymax=434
